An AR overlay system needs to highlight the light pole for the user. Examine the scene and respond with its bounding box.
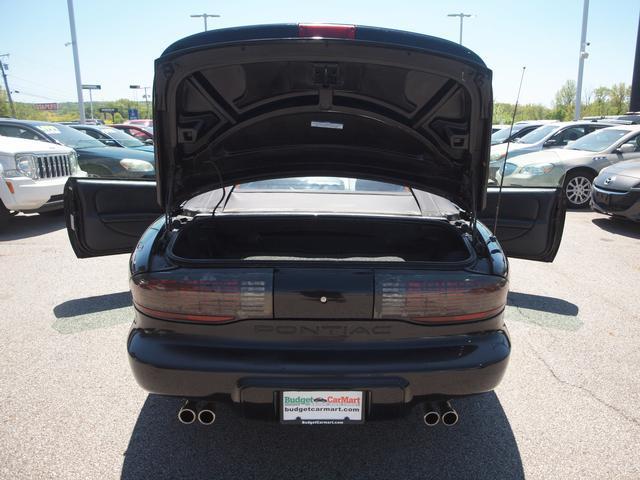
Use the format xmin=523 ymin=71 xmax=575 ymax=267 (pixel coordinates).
xmin=190 ymin=13 xmax=220 ymax=32
xmin=575 ymin=0 xmax=590 ymax=120
xmin=129 ymin=85 xmax=150 ymax=118
xmin=66 ymin=0 xmax=85 ymax=124
xmin=0 ymin=54 xmax=15 ymax=117
xmin=82 ymin=84 xmax=100 ymax=120
xmin=447 ymin=12 xmax=472 ymax=45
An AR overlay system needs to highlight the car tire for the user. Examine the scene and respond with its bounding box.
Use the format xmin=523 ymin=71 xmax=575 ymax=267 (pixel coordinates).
xmin=0 ymin=200 xmax=10 ymax=229
xmin=563 ymin=170 xmax=595 ymax=209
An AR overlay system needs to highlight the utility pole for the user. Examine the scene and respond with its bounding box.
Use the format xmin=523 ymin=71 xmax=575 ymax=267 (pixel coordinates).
xmin=630 ymin=13 xmax=640 ymax=112
xmin=190 ymin=13 xmax=220 ymax=32
xmin=575 ymin=0 xmax=590 ymax=120
xmin=447 ymin=12 xmax=472 ymax=45
xmin=0 ymin=54 xmax=15 ymax=117
xmin=66 ymin=0 xmax=85 ymax=123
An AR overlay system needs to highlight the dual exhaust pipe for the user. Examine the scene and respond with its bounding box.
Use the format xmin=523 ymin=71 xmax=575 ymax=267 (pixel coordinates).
xmin=180 ymin=399 xmax=458 ymax=426
xmin=423 ymin=401 xmax=459 ymax=427
xmin=178 ymin=400 xmax=216 ymax=425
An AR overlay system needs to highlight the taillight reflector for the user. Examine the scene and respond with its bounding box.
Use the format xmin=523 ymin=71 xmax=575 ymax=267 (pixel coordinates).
xmin=131 ymin=269 xmax=273 ymax=323
xmin=375 ymin=272 xmax=508 ymax=324
xmin=298 ymin=23 xmax=356 ymax=39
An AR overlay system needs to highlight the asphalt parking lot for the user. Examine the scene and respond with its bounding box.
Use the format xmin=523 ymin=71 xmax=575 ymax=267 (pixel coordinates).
xmin=0 ymin=209 xmax=639 ymax=479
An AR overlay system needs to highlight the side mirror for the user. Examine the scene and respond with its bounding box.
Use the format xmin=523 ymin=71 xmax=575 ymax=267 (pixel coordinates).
xmin=614 ymin=143 xmax=636 ymax=154
xmin=566 ymin=140 xmax=575 ymax=147
xmin=102 ymin=139 xmax=118 ymax=147
xmin=144 ymin=138 xmax=154 ymax=145
xmin=543 ymin=138 xmax=558 ymax=147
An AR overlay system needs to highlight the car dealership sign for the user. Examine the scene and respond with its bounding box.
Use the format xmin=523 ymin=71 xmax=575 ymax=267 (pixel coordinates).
xmin=34 ymin=103 xmax=58 ymax=111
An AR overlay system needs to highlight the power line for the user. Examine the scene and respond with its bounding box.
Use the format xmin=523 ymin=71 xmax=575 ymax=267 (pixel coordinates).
xmin=8 ymin=74 xmax=76 ymax=99
xmin=11 ymin=90 xmax=59 ymax=101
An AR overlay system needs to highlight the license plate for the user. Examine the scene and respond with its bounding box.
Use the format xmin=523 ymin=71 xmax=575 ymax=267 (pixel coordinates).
xmin=596 ymin=191 xmax=610 ymax=206
xmin=281 ymin=391 xmax=364 ymax=424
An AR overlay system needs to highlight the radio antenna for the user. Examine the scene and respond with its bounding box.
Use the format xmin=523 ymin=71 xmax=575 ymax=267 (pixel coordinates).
xmin=493 ymin=66 xmax=526 ymax=235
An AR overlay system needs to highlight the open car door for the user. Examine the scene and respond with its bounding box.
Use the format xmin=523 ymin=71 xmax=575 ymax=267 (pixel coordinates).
xmin=64 ymin=177 xmax=162 ymax=258
xmin=480 ymin=187 xmax=566 ymax=262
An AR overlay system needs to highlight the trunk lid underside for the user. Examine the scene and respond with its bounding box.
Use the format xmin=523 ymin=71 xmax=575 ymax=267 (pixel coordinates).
xmin=153 ymin=24 xmax=493 ymax=214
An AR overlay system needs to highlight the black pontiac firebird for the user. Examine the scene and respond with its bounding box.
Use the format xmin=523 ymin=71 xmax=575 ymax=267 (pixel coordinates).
xmin=64 ymin=24 xmax=566 ymax=426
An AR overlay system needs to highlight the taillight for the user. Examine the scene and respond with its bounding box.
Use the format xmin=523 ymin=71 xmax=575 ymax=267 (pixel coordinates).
xmin=375 ymin=272 xmax=507 ymax=324
xmin=131 ymin=269 xmax=273 ymax=323
xmin=298 ymin=23 xmax=356 ymax=39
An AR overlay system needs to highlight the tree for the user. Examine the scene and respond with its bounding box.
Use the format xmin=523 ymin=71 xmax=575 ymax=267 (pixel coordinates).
xmin=0 ymin=86 xmax=10 ymax=117
xmin=589 ymin=86 xmax=610 ymax=116
xmin=608 ymin=83 xmax=631 ymax=115
xmin=553 ymin=80 xmax=576 ymax=121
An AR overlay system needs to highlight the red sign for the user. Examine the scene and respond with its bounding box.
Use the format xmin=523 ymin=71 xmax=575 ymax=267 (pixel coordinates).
xmin=34 ymin=103 xmax=58 ymax=111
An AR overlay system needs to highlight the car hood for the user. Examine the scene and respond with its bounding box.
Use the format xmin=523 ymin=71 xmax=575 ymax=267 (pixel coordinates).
xmin=76 ymin=146 xmax=155 ymax=162
xmin=153 ymin=24 xmax=493 ymax=214
xmin=490 ymin=142 xmax=533 ymax=159
xmin=597 ymin=159 xmax=640 ymax=178
xmin=130 ymin=145 xmax=155 ymax=153
xmin=505 ymin=148 xmax=589 ymax=167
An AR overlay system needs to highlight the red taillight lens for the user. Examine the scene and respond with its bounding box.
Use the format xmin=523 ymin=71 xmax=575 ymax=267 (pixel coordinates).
xmin=131 ymin=269 xmax=273 ymax=323
xmin=298 ymin=23 xmax=356 ymax=39
xmin=375 ymin=272 xmax=508 ymax=324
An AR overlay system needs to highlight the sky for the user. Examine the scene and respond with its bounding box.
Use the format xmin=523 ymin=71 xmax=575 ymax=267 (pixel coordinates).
xmin=1 ymin=0 xmax=638 ymax=107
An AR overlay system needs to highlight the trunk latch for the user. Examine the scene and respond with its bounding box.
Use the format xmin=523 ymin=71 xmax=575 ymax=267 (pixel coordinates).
xmin=313 ymin=63 xmax=340 ymax=87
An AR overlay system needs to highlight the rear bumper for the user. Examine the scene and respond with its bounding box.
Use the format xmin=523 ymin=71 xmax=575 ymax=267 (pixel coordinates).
xmin=591 ymin=186 xmax=640 ymax=221
xmin=127 ymin=313 xmax=511 ymax=410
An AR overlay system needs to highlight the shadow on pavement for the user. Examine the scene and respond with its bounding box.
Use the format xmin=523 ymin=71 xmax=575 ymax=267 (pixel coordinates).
xmin=508 ymin=292 xmax=578 ymax=316
xmin=52 ymin=291 xmax=132 ymax=334
xmin=121 ymin=392 xmax=524 ymax=480
xmin=0 ymin=212 xmax=65 ymax=240
xmin=507 ymin=291 xmax=581 ymax=331
xmin=591 ymin=217 xmax=640 ymax=240
xmin=54 ymin=291 xmax=132 ymax=317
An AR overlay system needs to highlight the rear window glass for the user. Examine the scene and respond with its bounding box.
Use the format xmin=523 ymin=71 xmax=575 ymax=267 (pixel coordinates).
xmin=236 ymin=177 xmax=408 ymax=193
xmin=515 ymin=124 xmax=559 ymax=144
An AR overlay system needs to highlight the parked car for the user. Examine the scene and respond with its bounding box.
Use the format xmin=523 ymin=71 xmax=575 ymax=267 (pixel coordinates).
xmin=0 ymin=136 xmax=84 ymax=227
xmin=591 ymin=158 xmax=640 ymax=221
xmin=111 ymin=124 xmax=154 ymax=143
xmin=60 ymin=119 xmax=105 ymax=126
xmin=124 ymin=119 xmax=153 ymax=128
xmin=64 ymin=24 xmax=566 ymax=426
xmin=489 ymin=120 xmax=616 ymax=181
xmin=496 ymin=125 xmax=640 ymax=208
xmin=490 ymin=120 xmax=555 ymax=146
xmin=0 ymin=120 xmax=155 ymax=178
xmin=70 ymin=124 xmax=154 ymax=152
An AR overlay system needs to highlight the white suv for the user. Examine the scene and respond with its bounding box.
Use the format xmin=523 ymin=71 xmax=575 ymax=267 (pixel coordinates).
xmin=0 ymin=136 xmax=84 ymax=227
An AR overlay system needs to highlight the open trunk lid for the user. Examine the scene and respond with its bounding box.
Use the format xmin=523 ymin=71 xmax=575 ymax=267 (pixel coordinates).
xmin=153 ymin=23 xmax=493 ymax=214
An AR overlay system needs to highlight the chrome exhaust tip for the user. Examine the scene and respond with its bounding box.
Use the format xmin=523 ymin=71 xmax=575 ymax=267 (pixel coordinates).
xmin=197 ymin=403 xmax=216 ymax=425
xmin=423 ymin=403 xmax=440 ymax=426
xmin=439 ymin=401 xmax=459 ymax=427
xmin=178 ymin=400 xmax=197 ymax=424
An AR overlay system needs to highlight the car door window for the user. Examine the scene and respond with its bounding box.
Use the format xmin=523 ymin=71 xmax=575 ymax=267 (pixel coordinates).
xmin=584 ymin=124 xmax=605 ymax=134
xmin=0 ymin=125 xmax=44 ymax=141
xmin=80 ymin=129 xmax=102 ymax=140
xmin=551 ymin=127 xmax=585 ymax=146
xmin=620 ymin=133 xmax=640 ymax=153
